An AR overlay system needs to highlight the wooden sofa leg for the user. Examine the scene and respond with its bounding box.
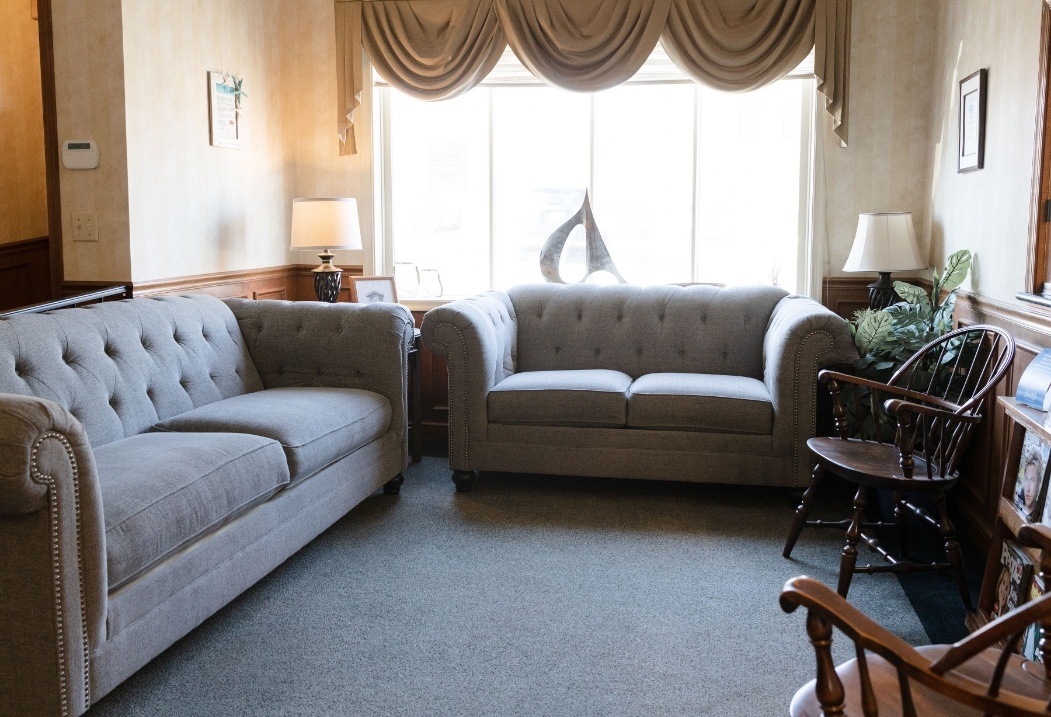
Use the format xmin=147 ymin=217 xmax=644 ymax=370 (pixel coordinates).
xmin=383 ymin=473 xmax=405 ymax=495
xmin=452 ymin=470 xmax=475 ymax=493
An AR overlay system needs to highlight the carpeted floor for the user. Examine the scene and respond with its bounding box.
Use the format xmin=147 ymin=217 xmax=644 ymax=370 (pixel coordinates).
xmin=90 ymin=457 xmax=940 ymax=717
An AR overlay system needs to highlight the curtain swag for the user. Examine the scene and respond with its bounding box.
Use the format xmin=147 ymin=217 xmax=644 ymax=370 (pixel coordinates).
xmin=335 ymin=0 xmax=850 ymax=156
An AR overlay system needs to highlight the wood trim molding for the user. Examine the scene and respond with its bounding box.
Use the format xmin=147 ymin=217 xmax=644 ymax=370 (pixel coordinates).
xmin=0 ymin=236 xmax=49 ymax=257
xmin=36 ymin=0 xmax=62 ymax=299
xmin=130 ymin=264 xmax=364 ymax=302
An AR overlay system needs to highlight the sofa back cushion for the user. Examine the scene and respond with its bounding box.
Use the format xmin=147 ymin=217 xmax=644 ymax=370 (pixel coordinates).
xmin=508 ymin=284 xmax=788 ymax=379
xmin=0 ymin=295 xmax=262 ymax=447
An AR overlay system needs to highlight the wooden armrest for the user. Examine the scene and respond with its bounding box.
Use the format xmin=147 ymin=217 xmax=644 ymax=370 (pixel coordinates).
xmin=817 ymin=370 xmax=960 ymax=412
xmin=780 ymin=576 xmax=926 ymax=670
xmin=929 ymin=592 xmax=1051 ymax=674
xmin=1018 ymin=524 xmax=1051 ymax=553
xmin=883 ymin=398 xmax=980 ymax=424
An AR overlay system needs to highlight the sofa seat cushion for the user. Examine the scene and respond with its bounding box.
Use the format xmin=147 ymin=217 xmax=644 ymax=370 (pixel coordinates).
xmin=488 ymin=369 xmax=632 ymax=427
xmin=94 ymin=432 xmax=289 ymax=591
xmin=152 ymin=387 xmax=391 ymax=483
xmin=627 ymin=373 xmax=773 ymax=434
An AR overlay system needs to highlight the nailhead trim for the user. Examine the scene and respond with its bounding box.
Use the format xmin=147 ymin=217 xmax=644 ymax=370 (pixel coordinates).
xmin=789 ymin=328 xmax=836 ymax=489
xmin=30 ymin=431 xmax=90 ymax=716
xmin=432 ymin=322 xmax=470 ymax=468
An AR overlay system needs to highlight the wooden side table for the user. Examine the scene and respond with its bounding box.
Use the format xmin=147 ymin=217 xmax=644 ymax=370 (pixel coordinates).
xmin=408 ymin=328 xmax=422 ymax=463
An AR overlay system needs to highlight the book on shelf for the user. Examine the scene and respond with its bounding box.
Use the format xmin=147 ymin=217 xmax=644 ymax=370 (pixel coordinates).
xmin=992 ymin=540 xmax=1034 ymax=619
xmin=1018 ymin=348 xmax=1051 ymax=411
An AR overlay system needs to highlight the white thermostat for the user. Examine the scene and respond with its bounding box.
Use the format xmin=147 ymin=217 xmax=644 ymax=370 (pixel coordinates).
xmin=62 ymin=140 xmax=99 ymax=170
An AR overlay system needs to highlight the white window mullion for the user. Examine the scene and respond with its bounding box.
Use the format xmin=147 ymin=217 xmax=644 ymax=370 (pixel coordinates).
xmin=691 ymin=85 xmax=701 ymax=283
xmin=488 ymin=88 xmax=496 ymax=291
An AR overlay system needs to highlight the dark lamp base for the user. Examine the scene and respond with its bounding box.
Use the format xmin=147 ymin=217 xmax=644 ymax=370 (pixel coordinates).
xmin=867 ymin=272 xmax=901 ymax=310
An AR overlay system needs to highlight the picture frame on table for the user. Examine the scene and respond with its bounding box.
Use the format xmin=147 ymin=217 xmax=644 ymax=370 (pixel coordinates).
xmin=349 ymin=276 xmax=398 ymax=305
xmin=958 ymin=68 xmax=987 ymax=172
xmin=1015 ymin=430 xmax=1051 ymax=523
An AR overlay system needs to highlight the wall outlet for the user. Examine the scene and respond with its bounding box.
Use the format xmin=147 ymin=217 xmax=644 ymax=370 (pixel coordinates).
xmin=72 ymin=213 xmax=98 ymax=242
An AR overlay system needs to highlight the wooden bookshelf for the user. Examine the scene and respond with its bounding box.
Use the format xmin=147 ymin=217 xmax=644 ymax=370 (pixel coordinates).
xmin=966 ymin=397 xmax=1046 ymax=632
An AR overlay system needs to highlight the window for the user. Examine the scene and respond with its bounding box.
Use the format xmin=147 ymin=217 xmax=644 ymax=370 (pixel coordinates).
xmin=375 ymin=49 xmax=815 ymax=297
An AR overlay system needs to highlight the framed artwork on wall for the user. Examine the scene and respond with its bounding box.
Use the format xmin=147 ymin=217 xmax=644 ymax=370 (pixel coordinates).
xmin=349 ymin=276 xmax=398 ymax=304
xmin=958 ymin=68 xmax=987 ymax=172
xmin=208 ymin=71 xmax=244 ymax=150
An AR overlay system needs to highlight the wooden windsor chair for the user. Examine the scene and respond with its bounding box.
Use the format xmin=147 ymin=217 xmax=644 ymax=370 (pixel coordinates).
xmin=782 ymin=325 xmax=1015 ymax=609
xmin=781 ymin=523 xmax=1051 ymax=717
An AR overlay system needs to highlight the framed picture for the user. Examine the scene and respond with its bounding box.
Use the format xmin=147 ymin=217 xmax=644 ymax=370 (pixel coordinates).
xmin=958 ymin=68 xmax=987 ymax=172
xmin=208 ymin=71 xmax=243 ymax=150
xmin=349 ymin=276 xmax=398 ymax=304
xmin=1016 ymin=431 xmax=1051 ymax=522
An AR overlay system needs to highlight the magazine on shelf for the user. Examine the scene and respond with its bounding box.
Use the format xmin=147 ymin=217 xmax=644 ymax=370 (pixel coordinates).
xmin=1022 ymin=577 xmax=1047 ymax=662
xmin=992 ymin=541 xmax=1033 ymax=619
xmin=1018 ymin=348 xmax=1051 ymax=411
xmin=1016 ymin=431 xmax=1051 ymax=523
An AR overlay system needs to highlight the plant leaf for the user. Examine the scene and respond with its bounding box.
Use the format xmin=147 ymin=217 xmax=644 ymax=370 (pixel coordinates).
xmin=939 ymin=250 xmax=972 ymax=292
xmin=893 ymin=282 xmax=930 ymax=307
xmin=854 ymin=310 xmax=894 ymax=355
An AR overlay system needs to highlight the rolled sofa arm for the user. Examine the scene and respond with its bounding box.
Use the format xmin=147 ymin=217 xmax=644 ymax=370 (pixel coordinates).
xmin=421 ymin=292 xmax=517 ymax=471
xmin=225 ymin=299 xmax=415 ymax=465
xmin=763 ymin=296 xmax=858 ymax=488
xmin=0 ymin=393 xmax=107 ymax=717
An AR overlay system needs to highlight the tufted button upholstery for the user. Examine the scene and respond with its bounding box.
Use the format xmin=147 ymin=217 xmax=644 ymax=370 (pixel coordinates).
xmin=508 ymin=283 xmax=788 ymax=379
xmin=0 ymin=295 xmax=263 ymax=447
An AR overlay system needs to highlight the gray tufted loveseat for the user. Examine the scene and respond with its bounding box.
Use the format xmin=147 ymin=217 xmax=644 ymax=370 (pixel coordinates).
xmin=0 ymin=295 xmax=413 ymax=716
xmin=421 ymin=283 xmax=856 ymax=492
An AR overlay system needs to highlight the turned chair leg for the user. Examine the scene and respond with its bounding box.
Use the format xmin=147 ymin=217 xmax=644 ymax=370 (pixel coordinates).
xmin=837 ymin=486 xmax=866 ymax=598
xmin=383 ymin=473 xmax=405 ymax=495
xmin=452 ymin=470 xmax=475 ymax=493
xmin=936 ymin=491 xmax=973 ymax=611
xmin=893 ymin=490 xmax=910 ymax=559
xmin=784 ymin=464 xmax=824 ymax=559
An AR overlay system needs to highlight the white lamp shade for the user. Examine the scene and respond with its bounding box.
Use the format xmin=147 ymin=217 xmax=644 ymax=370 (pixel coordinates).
xmin=290 ymin=197 xmax=362 ymax=251
xmin=843 ymin=212 xmax=927 ymax=273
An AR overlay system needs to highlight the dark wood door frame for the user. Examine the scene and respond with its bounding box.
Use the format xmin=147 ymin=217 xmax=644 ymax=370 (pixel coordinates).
xmin=36 ymin=0 xmax=63 ymax=298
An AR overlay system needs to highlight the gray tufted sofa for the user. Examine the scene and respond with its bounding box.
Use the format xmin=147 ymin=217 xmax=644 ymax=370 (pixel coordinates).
xmin=0 ymin=294 xmax=413 ymax=717
xmin=421 ymin=284 xmax=856 ymax=492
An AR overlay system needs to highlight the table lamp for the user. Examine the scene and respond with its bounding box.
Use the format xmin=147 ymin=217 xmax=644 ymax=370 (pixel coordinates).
xmin=290 ymin=197 xmax=363 ymax=302
xmin=843 ymin=212 xmax=928 ymax=310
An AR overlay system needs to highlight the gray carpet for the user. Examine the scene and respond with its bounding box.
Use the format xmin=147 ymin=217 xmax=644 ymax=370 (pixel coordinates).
xmin=89 ymin=457 xmax=930 ymax=717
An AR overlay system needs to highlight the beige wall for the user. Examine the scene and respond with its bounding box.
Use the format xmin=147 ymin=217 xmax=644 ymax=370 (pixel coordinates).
xmin=819 ymin=0 xmax=941 ymax=283
xmin=122 ymin=0 xmax=290 ymax=281
xmin=277 ymin=0 xmax=370 ymax=271
xmin=53 ymin=0 xmax=370 ymax=283
xmin=928 ymin=0 xmax=1044 ymax=303
xmin=52 ymin=0 xmax=132 ymax=281
xmin=0 ymin=1 xmax=48 ymax=245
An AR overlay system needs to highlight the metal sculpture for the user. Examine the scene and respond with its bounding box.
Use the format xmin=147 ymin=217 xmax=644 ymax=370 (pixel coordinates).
xmin=539 ymin=191 xmax=626 ymax=284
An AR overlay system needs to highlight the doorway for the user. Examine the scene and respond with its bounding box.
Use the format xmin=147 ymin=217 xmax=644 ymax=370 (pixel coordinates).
xmin=0 ymin=0 xmax=61 ymax=310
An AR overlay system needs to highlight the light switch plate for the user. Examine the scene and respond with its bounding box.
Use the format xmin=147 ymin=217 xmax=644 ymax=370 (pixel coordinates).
xmin=72 ymin=213 xmax=98 ymax=242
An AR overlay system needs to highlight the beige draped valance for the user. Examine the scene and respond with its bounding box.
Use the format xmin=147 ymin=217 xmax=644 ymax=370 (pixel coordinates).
xmin=335 ymin=0 xmax=851 ymax=155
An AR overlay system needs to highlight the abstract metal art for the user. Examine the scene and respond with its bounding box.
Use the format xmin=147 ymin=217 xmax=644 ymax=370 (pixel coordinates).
xmin=539 ymin=191 xmax=626 ymax=284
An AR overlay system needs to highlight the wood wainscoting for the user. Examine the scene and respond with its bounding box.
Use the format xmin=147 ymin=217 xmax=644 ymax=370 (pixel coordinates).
xmin=954 ymin=293 xmax=1051 ymax=551
xmin=0 ymin=237 xmax=52 ymax=311
xmin=130 ymin=264 xmax=363 ymax=302
xmin=822 ymin=276 xmax=872 ymax=319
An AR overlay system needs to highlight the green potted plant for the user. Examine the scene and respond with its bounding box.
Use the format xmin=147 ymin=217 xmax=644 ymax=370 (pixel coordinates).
xmin=844 ymin=249 xmax=973 ymax=436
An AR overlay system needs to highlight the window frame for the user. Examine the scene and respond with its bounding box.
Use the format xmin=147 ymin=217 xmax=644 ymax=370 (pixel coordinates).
xmin=371 ymin=68 xmax=817 ymax=298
